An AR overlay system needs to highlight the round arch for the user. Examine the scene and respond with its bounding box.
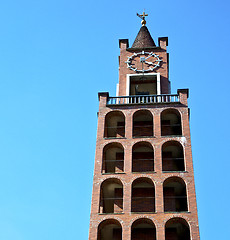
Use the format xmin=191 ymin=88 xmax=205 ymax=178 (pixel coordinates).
xmin=162 ymin=140 xmax=185 ymax=171
xmin=99 ymin=178 xmax=123 ymax=214
xmin=163 ymin=177 xmax=188 ymax=212
xmin=104 ymin=111 xmax=125 ymax=138
xmin=133 ymin=110 xmax=153 ymax=137
xmin=97 ymin=219 xmax=122 ymax=240
xmin=131 ymin=218 xmax=156 ymax=240
xmin=131 ymin=177 xmax=155 ymax=213
xmin=132 ymin=141 xmax=154 ymax=172
xmin=161 ymin=108 xmax=182 ymax=136
xmin=165 ymin=217 xmax=190 ymax=240
xmin=102 ymin=142 xmax=124 ymax=174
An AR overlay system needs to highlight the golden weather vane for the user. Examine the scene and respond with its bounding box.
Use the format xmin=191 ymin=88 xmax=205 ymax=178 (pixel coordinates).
xmin=137 ymin=11 xmax=148 ymax=26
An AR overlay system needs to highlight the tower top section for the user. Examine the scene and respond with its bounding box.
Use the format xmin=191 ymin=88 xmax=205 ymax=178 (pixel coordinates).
xmin=118 ymin=13 xmax=169 ymax=96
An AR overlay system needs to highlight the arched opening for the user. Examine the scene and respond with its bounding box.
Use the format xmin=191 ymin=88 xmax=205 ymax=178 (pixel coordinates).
xmin=104 ymin=111 xmax=125 ymax=138
xmin=161 ymin=109 xmax=182 ymax=136
xmin=131 ymin=218 xmax=156 ymax=240
xmin=163 ymin=177 xmax=188 ymax=212
xmin=102 ymin=143 xmax=124 ymax=173
xmin=131 ymin=178 xmax=155 ymax=212
xmin=162 ymin=141 xmax=185 ymax=171
xmin=165 ymin=217 xmax=190 ymax=240
xmin=133 ymin=110 xmax=153 ymax=138
xmin=132 ymin=142 xmax=154 ymax=172
xmin=98 ymin=219 xmax=122 ymax=240
xmin=99 ymin=179 xmax=123 ymax=214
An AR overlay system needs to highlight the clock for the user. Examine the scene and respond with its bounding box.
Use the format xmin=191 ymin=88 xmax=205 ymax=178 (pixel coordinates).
xmin=125 ymin=51 xmax=162 ymax=73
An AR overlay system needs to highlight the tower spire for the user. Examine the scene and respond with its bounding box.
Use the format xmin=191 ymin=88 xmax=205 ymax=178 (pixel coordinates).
xmin=132 ymin=12 xmax=156 ymax=48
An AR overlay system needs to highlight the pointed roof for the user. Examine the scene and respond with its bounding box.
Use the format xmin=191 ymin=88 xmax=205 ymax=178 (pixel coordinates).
xmin=131 ymin=25 xmax=156 ymax=48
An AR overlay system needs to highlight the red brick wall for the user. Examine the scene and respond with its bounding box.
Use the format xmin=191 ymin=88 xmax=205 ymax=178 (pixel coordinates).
xmin=89 ymin=90 xmax=200 ymax=240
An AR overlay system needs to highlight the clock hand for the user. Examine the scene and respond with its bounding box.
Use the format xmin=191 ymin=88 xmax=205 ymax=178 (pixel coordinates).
xmin=145 ymin=61 xmax=154 ymax=65
xmin=145 ymin=56 xmax=151 ymax=60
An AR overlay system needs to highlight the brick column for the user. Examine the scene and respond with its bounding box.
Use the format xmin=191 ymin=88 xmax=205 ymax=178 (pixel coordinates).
xmin=181 ymin=108 xmax=190 ymax=137
xmin=123 ymin=225 xmax=131 ymax=240
xmin=124 ymin=142 xmax=132 ymax=173
xmin=123 ymin=182 xmax=132 ymax=213
xmin=154 ymin=142 xmax=162 ymax=173
xmin=157 ymin=225 xmax=165 ymax=240
xmin=154 ymin=111 xmax=161 ymax=137
xmin=178 ymin=89 xmax=188 ymax=106
xmin=126 ymin=111 xmax=132 ymax=139
xmin=155 ymin=181 xmax=164 ymax=213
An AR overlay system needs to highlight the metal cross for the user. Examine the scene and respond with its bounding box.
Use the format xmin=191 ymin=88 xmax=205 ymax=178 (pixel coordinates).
xmin=137 ymin=11 xmax=148 ymax=21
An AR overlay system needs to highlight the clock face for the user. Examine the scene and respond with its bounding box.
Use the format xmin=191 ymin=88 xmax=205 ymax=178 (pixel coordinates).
xmin=125 ymin=51 xmax=162 ymax=73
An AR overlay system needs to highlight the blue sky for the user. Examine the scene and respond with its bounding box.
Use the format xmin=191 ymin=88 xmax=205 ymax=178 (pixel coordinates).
xmin=0 ymin=0 xmax=229 ymax=239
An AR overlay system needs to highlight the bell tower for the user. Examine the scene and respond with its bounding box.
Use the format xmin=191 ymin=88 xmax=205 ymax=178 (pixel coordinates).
xmin=89 ymin=12 xmax=200 ymax=240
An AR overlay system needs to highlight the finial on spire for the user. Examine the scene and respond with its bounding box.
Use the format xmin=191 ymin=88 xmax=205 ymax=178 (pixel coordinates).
xmin=137 ymin=11 xmax=148 ymax=26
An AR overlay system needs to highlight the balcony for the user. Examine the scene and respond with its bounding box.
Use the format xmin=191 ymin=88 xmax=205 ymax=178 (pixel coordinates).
xmin=107 ymin=94 xmax=179 ymax=105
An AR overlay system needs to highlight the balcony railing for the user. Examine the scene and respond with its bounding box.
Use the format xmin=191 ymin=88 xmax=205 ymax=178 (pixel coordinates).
xmin=107 ymin=94 xmax=179 ymax=105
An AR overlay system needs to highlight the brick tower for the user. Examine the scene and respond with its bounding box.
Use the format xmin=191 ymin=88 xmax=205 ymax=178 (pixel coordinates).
xmin=89 ymin=13 xmax=200 ymax=240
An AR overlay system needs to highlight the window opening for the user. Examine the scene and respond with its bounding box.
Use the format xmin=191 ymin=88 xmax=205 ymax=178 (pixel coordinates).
xmin=131 ymin=218 xmax=156 ymax=240
xmin=131 ymin=178 xmax=155 ymax=212
xmin=165 ymin=218 xmax=190 ymax=240
xmin=132 ymin=142 xmax=154 ymax=172
xmin=133 ymin=110 xmax=153 ymax=137
xmin=162 ymin=141 xmax=185 ymax=171
xmin=99 ymin=179 xmax=123 ymax=214
xmin=102 ymin=143 xmax=124 ymax=174
xmin=98 ymin=219 xmax=122 ymax=240
xmin=163 ymin=177 xmax=188 ymax=212
xmin=161 ymin=109 xmax=182 ymax=136
xmin=104 ymin=111 xmax=125 ymax=138
xmin=129 ymin=75 xmax=158 ymax=96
